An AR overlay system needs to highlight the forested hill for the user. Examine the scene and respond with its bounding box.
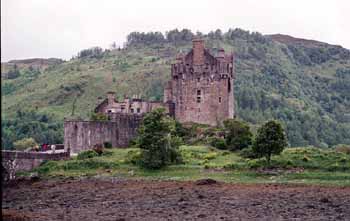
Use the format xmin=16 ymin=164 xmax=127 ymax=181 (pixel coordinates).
xmin=2 ymin=28 xmax=350 ymax=148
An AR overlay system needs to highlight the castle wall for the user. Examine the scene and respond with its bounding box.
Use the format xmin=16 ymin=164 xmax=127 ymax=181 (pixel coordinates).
xmin=169 ymin=47 xmax=235 ymax=126
xmin=2 ymin=150 xmax=69 ymax=180
xmin=64 ymin=114 xmax=143 ymax=154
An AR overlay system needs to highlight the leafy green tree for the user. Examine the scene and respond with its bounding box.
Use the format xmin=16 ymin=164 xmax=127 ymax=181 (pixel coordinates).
xmin=136 ymin=108 xmax=182 ymax=169
xmin=253 ymin=120 xmax=288 ymax=165
xmin=13 ymin=137 xmax=38 ymax=151
xmin=2 ymin=110 xmax=63 ymax=149
xmin=223 ymin=119 xmax=253 ymax=151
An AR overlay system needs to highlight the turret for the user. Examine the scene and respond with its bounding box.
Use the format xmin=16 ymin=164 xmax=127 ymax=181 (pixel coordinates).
xmin=107 ymin=91 xmax=115 ymax=105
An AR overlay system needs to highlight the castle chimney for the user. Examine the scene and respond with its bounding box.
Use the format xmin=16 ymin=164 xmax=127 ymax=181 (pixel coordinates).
xmin=217 ymin=48 xmax=225 ymax=59
xmin=192 ymin=37 xmax=205 ymax=65
xmin=107 ymin=91 xmax=115 ymax=105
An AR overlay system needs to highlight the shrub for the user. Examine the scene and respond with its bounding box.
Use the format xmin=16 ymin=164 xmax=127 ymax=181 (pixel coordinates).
xmin=90 ymin=113 xmax=108 ymax=121
xmin=93 ymin=143 xmax=104 ymax=155
xmin=247 ymin=159 xmax=265 ymax=169
xmin=223 ymin=163 xmax=242 ymax=170
xmin=13 ymin=138 xmax=38 ymax=151
xmin=302 ymin=155 xmax=311 ymax=162
xmin=136 ymin=108 xmax=182 ymax=169
xmin=223 ymin=119 xmax=253 ymax=151
xmin=253 ymin=120 xmax=288 ymax=165
xmin=103 ymin=142 xmax=112 ymax=149
xmin=239 ymin=147 xmax=259 ymax=159
xmin=63 ymin=159 xmax=118 ymax=170
xmin=210 ymin=137 xmax=227 ymax=150
xmin=203 ymin=152 xmax=218 ymax=160
xmin=334 ymin=144 xmax=350 ymax=155
xmin=125 ymin=149 xmax=142 ymax=165
xmin=36 ymin=161 xmax=59 ymax=174
xmin=77 ymin=150 xmax=98 ymax=160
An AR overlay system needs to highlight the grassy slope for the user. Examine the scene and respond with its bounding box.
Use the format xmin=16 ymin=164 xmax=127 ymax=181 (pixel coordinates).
xmin=32 ymin=146 xmax=350 ymax=186
xmin=2 ymin=32 xmax=350 ymax=146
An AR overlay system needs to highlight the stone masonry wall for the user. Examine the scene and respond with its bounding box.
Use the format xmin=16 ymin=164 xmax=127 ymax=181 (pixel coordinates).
xmin=1 ymin=150 xmax=69 ymax=180
xmin=64 ymin=114 xmax=143 ymax=154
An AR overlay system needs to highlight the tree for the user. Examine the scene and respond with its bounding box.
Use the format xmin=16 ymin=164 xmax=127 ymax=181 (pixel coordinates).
xmin=253 ymin=120 xmax=288 ymax=165
xmin=136 ymin=108 xmax=182 ymax=169
xmin=110 ymin=42 xmax=117 ymax=49
xmin=223 ymin=119 xmax=253 ymax=151
xmin=13 ymin=138 xmax=38 ymax=151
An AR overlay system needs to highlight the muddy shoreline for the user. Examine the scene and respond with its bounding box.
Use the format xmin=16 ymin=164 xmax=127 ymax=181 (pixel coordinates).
xmin=3 ymin=177 xmax=350 ymax=220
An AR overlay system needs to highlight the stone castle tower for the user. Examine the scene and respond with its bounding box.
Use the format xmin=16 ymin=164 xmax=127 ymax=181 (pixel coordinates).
xmin=164 ymin=38 xmax=235 ymax=126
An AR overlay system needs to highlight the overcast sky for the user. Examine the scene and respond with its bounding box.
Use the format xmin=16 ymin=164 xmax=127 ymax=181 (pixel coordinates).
xmin=1 ymin=0 xmax=349 ymax=61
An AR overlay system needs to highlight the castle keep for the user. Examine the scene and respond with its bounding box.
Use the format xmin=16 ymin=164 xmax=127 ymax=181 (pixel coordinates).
xmin=164 ymin=38 xmax=235 ymax=126
xmin=65 ymin=38 xmax=235 ymax=153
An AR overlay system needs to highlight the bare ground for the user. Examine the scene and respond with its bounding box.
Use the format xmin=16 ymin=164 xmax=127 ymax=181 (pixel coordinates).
xmin=2 ymin=177 xmax=350 ymax=220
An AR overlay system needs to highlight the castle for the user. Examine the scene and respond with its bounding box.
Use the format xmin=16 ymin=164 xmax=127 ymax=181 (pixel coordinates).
xmin=95 ymin=38 xmax=235 ymax=126
xmin=65 ymin=38 xmax=235 ymax=153
xmin=164 ymin=38 xmax=235 ymax=126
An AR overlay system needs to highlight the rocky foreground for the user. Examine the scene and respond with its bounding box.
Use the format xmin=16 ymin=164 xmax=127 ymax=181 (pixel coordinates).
xmin=2 ymin=177 xmax=350 ymax=220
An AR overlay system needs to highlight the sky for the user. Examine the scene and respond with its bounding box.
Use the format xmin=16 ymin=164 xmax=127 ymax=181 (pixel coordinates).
xmin=1 ymin=0 xmax=349 ymax=61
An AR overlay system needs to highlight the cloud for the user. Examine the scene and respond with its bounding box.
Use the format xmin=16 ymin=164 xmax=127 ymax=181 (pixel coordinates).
xmin=1 ymin=0 xmax=349 ymax=61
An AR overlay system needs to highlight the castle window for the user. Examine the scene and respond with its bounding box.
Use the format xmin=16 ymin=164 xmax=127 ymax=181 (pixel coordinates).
xmin=197 ymin=97 xmax=201 ymax=103
xmin=228 ymin=80 xmax=231 ymax=92
xmin=197 ymin=90 xmax=201 ymax=96
xmin=137 ymin=108 xmax=140 ymax=113
xmin=219 ymin=97 xmax=222 ymax=103
xmin=197 ymin=77 xmax=200 ymax=82
xmin=108 ymin=110 xmax=112 ymax=113
xmin=131 ymin=108 xmax=134 ymax=113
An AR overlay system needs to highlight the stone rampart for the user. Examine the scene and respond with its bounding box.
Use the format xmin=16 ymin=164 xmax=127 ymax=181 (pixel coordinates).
xmin=1 ymin=150 xmax=69 ymax=180
xmin=64 ymin=114 xmax=143 ymax=154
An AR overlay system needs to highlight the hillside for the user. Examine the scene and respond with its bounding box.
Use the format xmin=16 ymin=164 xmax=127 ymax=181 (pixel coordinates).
xmin=2 ymin=28 xmax=350 ymax=148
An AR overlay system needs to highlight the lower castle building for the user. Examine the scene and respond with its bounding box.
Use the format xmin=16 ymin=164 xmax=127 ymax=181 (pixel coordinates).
xmin=65 ymin=38 xmax=235 ymax=153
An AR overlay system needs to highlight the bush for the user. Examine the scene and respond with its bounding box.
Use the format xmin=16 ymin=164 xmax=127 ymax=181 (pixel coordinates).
xmin=36 ymin=161 xmax=59 ymax=174
xmin=223 ymin=119 xmax=253 ymax=151
xmin=90 ymin=113 xmax=108 ymax=121
xmin=302 ymin=155 xmax=311 ymax=162
xmin=93 ymin=143 xmax=104 ymax=155
xmin=125 ymin=149 xmax=142 ymax=165
xmin=210 ymin=137 xmax=227 ymax=150
xmin=77 ymin=150 xmax=98 ymax=160
xmin=103 ymin=142 xmax=112 ymax=149
xmin=13 ymin=138 xmax=38 ymax=151
xmin=247 ymin=159 xmax=265 ymax=169
xmin=136 ymin=108 xmax=182 ymax=169
xmin=63 ymin=159 xmax=118 ymax=170
xmin=202 ymin=152 xmax=218 ymax=160
xmin=253 ymin=120 xmax=288 ymax=165
xmin=334 ymin=144 xmax=350 ymax=155
xmin=239 ymin=147 xmax=259 ymax=159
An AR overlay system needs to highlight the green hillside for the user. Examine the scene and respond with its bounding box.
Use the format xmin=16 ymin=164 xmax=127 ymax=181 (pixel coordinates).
xmin=2 ymin=28 xmax=350 ymax=148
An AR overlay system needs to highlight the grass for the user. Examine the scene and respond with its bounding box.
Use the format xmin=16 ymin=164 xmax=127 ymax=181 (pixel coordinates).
xmin=30 ymin=145 xmax=350 ymax=186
